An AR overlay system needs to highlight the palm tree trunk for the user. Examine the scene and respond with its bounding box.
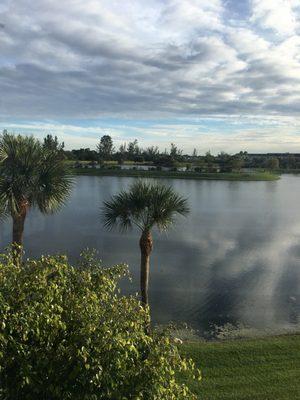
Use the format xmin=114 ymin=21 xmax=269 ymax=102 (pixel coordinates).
xmin=139 ymin=230 xmax=153 ymax=306
xmin=12 ymin=201 xmax=27 ymax=261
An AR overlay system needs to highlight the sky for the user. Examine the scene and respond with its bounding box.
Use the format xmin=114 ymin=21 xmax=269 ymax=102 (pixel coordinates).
xmin=1 ymin=0 xmax=300 ymax=153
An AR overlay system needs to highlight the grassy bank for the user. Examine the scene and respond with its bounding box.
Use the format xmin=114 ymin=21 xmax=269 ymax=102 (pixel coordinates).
xmin=73 ymin=168 xmax=279 ymax=181
xmin=276 ymin=169 xmax=300 ymax=174
xmin=180 ymin=334 xmax=300 ymax=399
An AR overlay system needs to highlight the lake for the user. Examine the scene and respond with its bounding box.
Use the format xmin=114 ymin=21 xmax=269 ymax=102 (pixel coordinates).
xmin=1 ymin=175 xmax=299 ymax=336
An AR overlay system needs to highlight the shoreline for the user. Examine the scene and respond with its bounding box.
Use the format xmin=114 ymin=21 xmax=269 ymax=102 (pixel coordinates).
xmin=73 ymin=168 xmax=280 ymax=181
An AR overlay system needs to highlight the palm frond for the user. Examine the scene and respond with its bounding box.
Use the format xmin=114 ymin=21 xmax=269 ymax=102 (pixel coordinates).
xmin=101 ymin=179 xmax=189 ymax=233
xmin=102 ymin=191 xmax=133 ymax=232
xmin=34 ymin=149 xmax=73 ymax=213
xmin=0 ymin=133 xmax=73 ymax=217
xmin=150 ymin=183 xmax=189 ymax=231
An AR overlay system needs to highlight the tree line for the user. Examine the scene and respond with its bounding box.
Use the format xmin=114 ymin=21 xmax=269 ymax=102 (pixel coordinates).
xmin=42 ymin=133 xmax=300 ymax=171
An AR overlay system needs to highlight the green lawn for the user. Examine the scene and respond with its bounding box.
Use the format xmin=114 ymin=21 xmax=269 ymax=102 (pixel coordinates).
xmin=73 ymin=168 xmax=279 ymax=181
xmin=181 ymin=335 xmax=300 ymax=400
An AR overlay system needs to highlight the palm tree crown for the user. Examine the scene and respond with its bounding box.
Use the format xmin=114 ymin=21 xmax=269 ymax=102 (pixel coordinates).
xmin=0 ymin=133 xmax=73 ymax=248
xmin=103 ymin=180 xmax=189 ymax=233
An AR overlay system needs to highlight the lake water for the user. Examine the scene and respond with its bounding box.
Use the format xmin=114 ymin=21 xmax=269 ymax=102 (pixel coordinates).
xmin=1 ymin=175 xmax=300 ymax=336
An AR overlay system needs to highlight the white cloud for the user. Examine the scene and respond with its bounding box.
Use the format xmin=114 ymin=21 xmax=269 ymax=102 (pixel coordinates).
xmin=251 ymin=0 xmax=298 ymax=37
xmin=1 ymin=0 xmax=300 ymax=149
xmin=159 ymin=0 xmax=224 ymax=37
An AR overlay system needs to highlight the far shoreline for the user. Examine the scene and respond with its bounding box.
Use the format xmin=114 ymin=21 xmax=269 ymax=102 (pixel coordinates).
xmin=73 ymin=168 xmax=280 ymax=181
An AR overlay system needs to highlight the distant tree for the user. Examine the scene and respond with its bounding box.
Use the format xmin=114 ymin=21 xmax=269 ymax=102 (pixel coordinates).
xmin=218 ymin=152 xmax=232 ymax=172
xmin=119 ymin=143 xmax=127 ymax=154
xmin=192 ymin=148 xmax=198 ymax=158
xmin=204 ymin=151 xmax=215 ymax=171
xmin=97 ymin=135 xmax=114 ymax=161
xmin=0 ymin=133 xmax=72 ymax=259
xmin=43 ymin=134 xmax=64 ymax=152
xmin=266 ymin=157 xmax=279 ymax=170
xmin=218 ymin=152 xmax=230 ymax=162
xmin=250 ymin=156 xmax=265 ymax=169
xmin=155 ymin=154 xmax=176 ymax=168
xmin=116 ymin=143 xmax=127 ymax=164
xmin=287 ymin=155 xmax=297 ymax=169
xmin=127 ymin=139 xmax=140 ymax=160
xmin=170 ymin=143 xmax=183 ymax=161
xmin=63 ymin=150 xmax=75 ymax=160
xmin=72 ymin=148 xmax=98 ymax=161
xmin=230 ymin=156 xmax=244 ymax=172
xmin=144 ymin=146 xmax=160 ymax=162
xmin=43 ymin=134 xmax=65 ymax=160
xmin=102 ymin=181 xmax=189 ymax=306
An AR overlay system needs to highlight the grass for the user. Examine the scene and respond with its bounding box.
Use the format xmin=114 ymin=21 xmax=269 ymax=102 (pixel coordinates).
xmin=276 ymin=169 xmax=300 ymax=174
xmin=72 ymin=168 xmax=279 ymax=181
xmin=180 ymin=334 xmax=300 ymax=400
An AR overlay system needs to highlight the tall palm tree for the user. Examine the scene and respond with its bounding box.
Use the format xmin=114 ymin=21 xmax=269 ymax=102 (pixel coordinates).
xmin=102 ymin=180 xmax=189 ymax=306
xmin=0 ymin=132 xmax=73 ymax=257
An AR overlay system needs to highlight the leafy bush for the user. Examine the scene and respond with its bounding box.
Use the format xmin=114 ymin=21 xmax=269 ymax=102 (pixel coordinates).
xmin=194 ymin=167 xmax=202 ymax=173
xmin=0 ymin=251 xmax=200 ymax=399
xmin=107 ymin=165 xmax=121 ymax=170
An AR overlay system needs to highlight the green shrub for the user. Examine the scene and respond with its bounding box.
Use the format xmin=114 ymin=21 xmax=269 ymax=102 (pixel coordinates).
xmin=0 ymin=251 xmax=200 ymax=399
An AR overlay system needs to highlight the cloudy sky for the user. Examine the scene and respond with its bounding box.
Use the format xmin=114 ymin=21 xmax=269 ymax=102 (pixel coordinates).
xmin=1 ymin=0 xmax=300 ymax=153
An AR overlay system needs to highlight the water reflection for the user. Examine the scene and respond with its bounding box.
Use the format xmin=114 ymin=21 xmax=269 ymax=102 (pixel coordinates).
xmin=0 ymin=175 xmax=299 ymax=333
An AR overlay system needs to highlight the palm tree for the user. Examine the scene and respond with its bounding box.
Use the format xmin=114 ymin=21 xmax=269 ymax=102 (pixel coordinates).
xmin=0 ymin=132 xmax=73 ymax=257
xmin=102 ymin=180 xmax=189 ymax=306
